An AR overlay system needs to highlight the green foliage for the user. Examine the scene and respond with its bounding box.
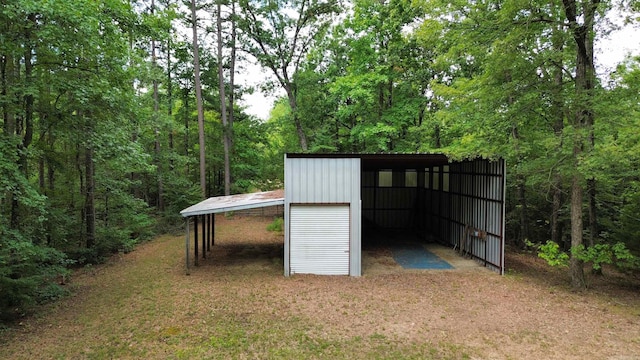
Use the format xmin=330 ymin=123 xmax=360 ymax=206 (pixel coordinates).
xmin=0 ymin=230 xmax=71 ymax=318
xmin=529 ymin=240 xmax=640 ymax=273
xmin=266 ymin=217 xmax=284 ymax=233
xmin=527 ymin=240 xmax=570 ymax=268
xmin=0 ymin=0 xmax=177 ymax=316
xmin=573 ymin=243 xmax=639 ymax=273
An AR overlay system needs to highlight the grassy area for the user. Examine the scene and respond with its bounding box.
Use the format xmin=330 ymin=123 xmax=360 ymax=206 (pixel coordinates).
xmin=1 ymin=215 xmax=639 ymax=359
xmin=0 ymin=221 xmax=465 ymax=359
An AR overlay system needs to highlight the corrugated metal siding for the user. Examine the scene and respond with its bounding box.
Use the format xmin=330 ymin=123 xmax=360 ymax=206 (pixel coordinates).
xmin=284 ymin=156 xmax=361 ymax=276
xmin=286 ymin=157 xmax=360 ymax=203
xmin=440 ymin=159 xmax=505 ymax=274
xmin=284 ymin=154 xmax=503 ymax=275
xmin=290 ymin=205 xmax=350 ymax=275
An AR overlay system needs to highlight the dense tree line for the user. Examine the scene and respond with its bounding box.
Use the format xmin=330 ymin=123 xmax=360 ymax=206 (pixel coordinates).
xmin=0 ymin=0 xmax=272 ymax=318
xmin=1 ymin=0 xmax=639 ymax=317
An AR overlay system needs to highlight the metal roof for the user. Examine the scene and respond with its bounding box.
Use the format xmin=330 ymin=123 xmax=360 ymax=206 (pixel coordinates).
xmin=286 ymin=153 xmax=450 ymax=171
xmin=180 ymin=190 xmax=284 ymax=217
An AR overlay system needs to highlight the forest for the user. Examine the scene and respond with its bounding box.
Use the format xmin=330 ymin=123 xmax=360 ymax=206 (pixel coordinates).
xmin=1 ymin=0 xmax=639 ymax=318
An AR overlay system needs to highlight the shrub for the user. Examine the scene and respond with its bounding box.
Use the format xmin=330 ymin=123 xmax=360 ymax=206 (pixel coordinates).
xmin=266 ymin=217 xmax=284 ymax=233
xmin=529 ymin=240 xmax=640 ymax=273
xmin=0 ymin=233 xmax=71 ymax=320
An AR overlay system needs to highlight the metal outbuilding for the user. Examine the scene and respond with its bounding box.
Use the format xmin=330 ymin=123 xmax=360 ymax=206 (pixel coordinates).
xmin=284 ymin=154 xmax=505 ymax=276
xmin=180 ymin=153 xmax=506 ymax=276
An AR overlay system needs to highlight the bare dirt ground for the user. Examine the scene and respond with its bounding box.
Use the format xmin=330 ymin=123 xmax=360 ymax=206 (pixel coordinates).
xmin=1 ymin=215 xmax=640 ymax=359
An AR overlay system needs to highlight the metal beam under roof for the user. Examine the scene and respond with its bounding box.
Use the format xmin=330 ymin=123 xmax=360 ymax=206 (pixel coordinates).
xmin=180 ymin=190 xmax=284 ymax=217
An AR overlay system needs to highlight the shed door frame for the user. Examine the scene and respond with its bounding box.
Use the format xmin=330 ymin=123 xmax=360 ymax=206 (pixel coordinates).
xmin=289 ymin=204 xmax=351 ymax=276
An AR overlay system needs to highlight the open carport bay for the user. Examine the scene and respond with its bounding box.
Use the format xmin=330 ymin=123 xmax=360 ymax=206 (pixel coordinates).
xmin=361 ymin=229 xmax=483 ymax=275
xmin=192 ymin=214 xmax=481 ymax=275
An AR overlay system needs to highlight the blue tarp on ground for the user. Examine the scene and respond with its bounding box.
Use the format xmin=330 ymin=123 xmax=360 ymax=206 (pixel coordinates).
xmin=392 ymin=244 xmax=454 ymax=269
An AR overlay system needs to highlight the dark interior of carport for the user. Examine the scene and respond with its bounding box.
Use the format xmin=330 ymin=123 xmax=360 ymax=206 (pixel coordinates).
xmin=356 ymin=154 xmax=505 ymax=273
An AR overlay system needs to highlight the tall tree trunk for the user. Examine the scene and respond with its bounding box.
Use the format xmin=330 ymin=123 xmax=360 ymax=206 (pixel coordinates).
xmin=434 ymin=124 xmax=441 ymax=149
xmin=285 ymin=86 xmax=308 ymax=151
xmin=167 ymin=33 xmax=175 ymax=171
xmin=1 ymin=54 xmax=14 ymax=135
xmin=152 ymin=0 xmax=164 ymax=211
xmin=228 ymin=0 xmax=236 ymax=130
xmin=217 ymin=0 xmax=231 ymax=195
xmin=551 ymin=179 xmax=563 ymax=246
xmin=11 ymin=15 xmax=36 ymax=230
xmin=22 ymin=15 xmax=35 ymax=161
xmin=512 ymin=123 xmax=529 ymax=247
xmin=84 ymin=114 xmax=96 ymax=249
xmin=183 ymin=87 xmax=190 ymax=175
xmin=563 ymin=0 xmax=599 ymax=289
xmin=588 ymin=179 xmax=596 ymax=246
xmin=3 ymin=54 xmax=19 ymax=229
xmin=507 ymin=69 xmax=529 ymax=247
xmin=228 ymin=0 xmax=237 ymax=185
xmin=47 ymin=138 xmax=55 ymax=246
xmin=569 ymin=169 xmax=584 ymax=288
xmin=191 ymin=0 xmax=207 ymax=198
xmin=550 ymin=21 xmax=565 ymax=246
xmin=516 ymin=176 xmax=529 ymax=246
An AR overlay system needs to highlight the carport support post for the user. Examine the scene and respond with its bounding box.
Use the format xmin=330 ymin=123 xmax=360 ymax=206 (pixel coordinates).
xmin=212 ymin=214 xmax=215 ymax=245
xmin=207 ymin=214 xmax=216 ymax=251
xmin=185 ymin=217 xmax=190 ymax=275
xmin=202 ymin=214 xmax=206 ymax=259
xmin=206 ymin=214 xmax=211 ymax=251
xmin=202 ymin=215 xmax=207 ymax=259
xmin=194 ymin=216 xmax=199 ymax=266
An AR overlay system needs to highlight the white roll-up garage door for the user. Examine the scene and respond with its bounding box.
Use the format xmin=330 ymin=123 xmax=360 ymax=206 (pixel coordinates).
xmin=290 ymin=205 xmax=350 ymax=275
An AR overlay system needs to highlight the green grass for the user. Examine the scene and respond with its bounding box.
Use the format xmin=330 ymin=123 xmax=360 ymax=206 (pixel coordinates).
xmin=0 ymin=230 xmax=470 ymax=360
xmin=2 ymin=216 xmax=639 ymax=359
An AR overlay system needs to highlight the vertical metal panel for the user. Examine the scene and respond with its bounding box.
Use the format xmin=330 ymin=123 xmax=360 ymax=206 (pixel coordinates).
xmin=290 ymin=205 xmax=350 ymax=275
xmin=285 ymin=156 xmax=361 ymax=276
xmin=441 ymin=158 xmax=505 ymax=274
xmin=285 ymin=157 xmax=360 ymax=203
xmin=371 ymin=187 xmax=417 ymax=228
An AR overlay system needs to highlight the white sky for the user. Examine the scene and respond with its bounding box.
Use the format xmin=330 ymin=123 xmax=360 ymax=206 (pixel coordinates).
xmin=239 ymin=67 xmax=283 ymax=121
xmin=596 ymin=23 xmax=639 ymax=74
xmin=238 ymin=21 xmax=640 ymax=121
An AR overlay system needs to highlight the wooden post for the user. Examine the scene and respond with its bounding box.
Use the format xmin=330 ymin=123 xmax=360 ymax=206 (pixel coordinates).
xmin=212 ymin=214 xmax=215 ymax=246
xmin=194 ymin=215 xmax=199 ymax=266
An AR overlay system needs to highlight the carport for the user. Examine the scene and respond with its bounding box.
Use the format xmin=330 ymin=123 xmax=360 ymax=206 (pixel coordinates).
xmin=181 ymin=153 xmax=505 ymax=277
xmin=180 ymin=190 xmax=284 ymax=274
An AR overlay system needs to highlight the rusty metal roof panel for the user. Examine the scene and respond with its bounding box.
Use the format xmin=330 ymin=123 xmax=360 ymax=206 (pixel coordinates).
xmin=180 ymin=190 xmax=284 ymax=217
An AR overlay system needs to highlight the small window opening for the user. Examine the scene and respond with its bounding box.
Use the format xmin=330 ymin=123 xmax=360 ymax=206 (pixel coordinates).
xmin=378 ymin=170 xmax=392 ymax=187
xmin=443 ymin=165 xmax=450 ymax=192
xmin=424 ymin=168 xmax=430 ymax=189
xmin=405 ymin=170 xmax=417 ymax=187
xmin=433 ymin=166 xmax=440 ymax=190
